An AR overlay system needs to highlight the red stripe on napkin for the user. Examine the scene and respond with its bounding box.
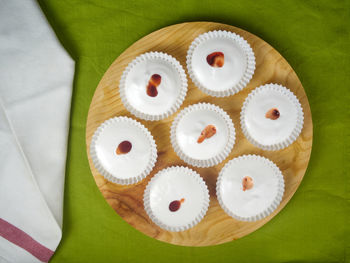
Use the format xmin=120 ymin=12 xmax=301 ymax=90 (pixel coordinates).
xmin=0 ymin=218 xmax=54 ymax=262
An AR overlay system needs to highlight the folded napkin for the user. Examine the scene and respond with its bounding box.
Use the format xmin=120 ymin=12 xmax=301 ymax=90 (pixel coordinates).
xmin=0 ymin=0 xmax=74 ymax=262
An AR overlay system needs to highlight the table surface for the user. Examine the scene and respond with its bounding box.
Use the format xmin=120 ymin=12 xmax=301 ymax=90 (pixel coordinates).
xmin=38 ymin=0 xmax=349 ymax=262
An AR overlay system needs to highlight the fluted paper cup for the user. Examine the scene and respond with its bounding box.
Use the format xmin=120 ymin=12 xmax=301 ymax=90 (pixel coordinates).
xmin=240 ymin=83 xmax=304 ymax=151
xmin=143 ymin=166 xmax=210 ymax=232
xmin=187 ymin=30 xmax=255 ymax=97
xmin=216 ymin=154 xmax=285 ymax=222
xmin=119 ymin=52 xmax=188 ymax=121
xmin=171 ymin=103 xmax=235 ymax=167
xmin=90 ymin=116 xmax=157 ymax=185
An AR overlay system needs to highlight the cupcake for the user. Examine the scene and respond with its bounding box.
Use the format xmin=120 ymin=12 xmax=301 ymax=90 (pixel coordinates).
xmin=119 ymin=52 xmax=188 ymax=121
xmin=187 ymin=30 xmax=255 ymax=97
xmin=216 ymin=155 xmax=284 ymax=221
xmin=143 ymin=166 xmax=210 ymax=232
xmin=171 ymin=103 xmax=235 ymax=167
xmin=240 ymin=84 xmax=304 ymax=150
xmin=90 ymin=117 xmax=157 ymax=185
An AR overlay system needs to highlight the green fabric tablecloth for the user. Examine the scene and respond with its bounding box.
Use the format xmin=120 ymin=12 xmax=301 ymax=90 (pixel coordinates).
xmin=38 ymin=0 xmax=349 ymax=262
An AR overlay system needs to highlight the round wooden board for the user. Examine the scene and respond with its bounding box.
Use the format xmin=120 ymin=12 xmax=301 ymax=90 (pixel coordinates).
xmin=86 ymin=22 xmax=313 ymax=246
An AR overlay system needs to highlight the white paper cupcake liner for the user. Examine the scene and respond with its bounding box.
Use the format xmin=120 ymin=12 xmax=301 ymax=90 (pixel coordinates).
xmin=240 ymin=83 xmax=304 ymax=151
xmin=186 ymin=30 xmax=255 ymax=97
xmin=119 ymin=51 xmax=188 ymax=121
xmin=170 ymin=103 xmax=235 ymax=168
xmin=216 ymin=154 xmax=285 ymax=222
xmin=143 ymin=166 xmax=210 ymax=232
xmin=90 ymin=116 xmax=157 ymax=185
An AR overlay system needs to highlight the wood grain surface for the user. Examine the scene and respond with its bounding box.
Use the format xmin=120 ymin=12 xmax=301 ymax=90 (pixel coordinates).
xmin=86 ymin=22 xmax=313 ymax=246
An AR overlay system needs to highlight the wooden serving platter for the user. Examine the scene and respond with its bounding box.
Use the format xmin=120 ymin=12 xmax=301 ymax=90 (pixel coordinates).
xmin=86 ymin=22 xmax=313 ymax=246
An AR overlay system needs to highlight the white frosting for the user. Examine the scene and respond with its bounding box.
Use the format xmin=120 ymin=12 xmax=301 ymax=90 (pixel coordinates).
xmin=124 ymin=58 xmax=182 ymax=115
xmin=94 ymin=119 xmax=153 ymax=180
xmin=191 ymin=37 xmax=247 ymax=92
xmin=146 ymin=167 xmax=208 ymax=228
xmin=243 ymin=87 xmax=299 ymax=146
xmin=218 ymin=156 xmax=282 ymax=219
xmin=176 ymin=108 xmax=229 ymax=160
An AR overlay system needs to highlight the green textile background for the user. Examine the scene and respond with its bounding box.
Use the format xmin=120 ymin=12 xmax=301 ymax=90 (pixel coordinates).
xmin=38 ymin=0 xmax=349 ymax=262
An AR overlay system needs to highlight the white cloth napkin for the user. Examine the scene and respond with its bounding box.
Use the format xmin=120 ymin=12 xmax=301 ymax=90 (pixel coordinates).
xmin=0 ymin=0 xmax=74 ymax=262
